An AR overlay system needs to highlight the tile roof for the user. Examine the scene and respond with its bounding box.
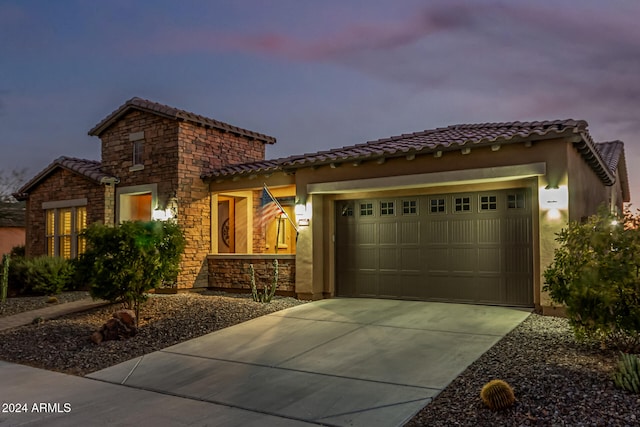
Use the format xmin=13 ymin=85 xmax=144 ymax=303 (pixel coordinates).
xmin=595 ymin=141 xmax=624 ymax=173
xmin=88 ymin=97 xmax=276 ymax=144
xmin=14 ymin=157 xmax=116 ymax=200
xmin=204 ymin=119 xmax=620 ymax=187
xmin=595 ymin=140 xmax=630 ymax=202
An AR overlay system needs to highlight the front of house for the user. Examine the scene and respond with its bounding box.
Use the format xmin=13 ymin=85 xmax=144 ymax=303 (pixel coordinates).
xmin=16 ymin=98 xmax=630 ymax=314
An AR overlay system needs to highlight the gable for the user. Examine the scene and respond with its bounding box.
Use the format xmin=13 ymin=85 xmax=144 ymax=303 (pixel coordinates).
xmin=14 ymin=157 xmax=116 ymax=200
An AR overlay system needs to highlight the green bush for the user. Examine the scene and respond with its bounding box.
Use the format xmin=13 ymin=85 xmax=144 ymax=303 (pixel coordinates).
xmin=77 ymin=220 xmax=186 ymax=318
xmin=4 ymin=256 xmax=74 ymax=296
xmin=543 ymin=206 xmax=640 ymax=351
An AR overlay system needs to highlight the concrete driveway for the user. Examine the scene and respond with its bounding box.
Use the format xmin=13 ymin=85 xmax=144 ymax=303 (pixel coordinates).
xmin=1 ymin=299 xmax=529 ymax=426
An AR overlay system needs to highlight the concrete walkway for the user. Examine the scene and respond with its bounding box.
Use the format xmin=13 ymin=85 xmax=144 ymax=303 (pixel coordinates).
xmin=0 ymin=298 xmax=108 ymax=331
xmin=1 ymin=299 xmax=530 ymax=426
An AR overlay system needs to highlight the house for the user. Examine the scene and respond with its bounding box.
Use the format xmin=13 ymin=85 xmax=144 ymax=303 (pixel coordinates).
xmin=15 ymin=98 xmax=630 ymax=314
xmin=0 ymin=201 xmax=26 ymax=256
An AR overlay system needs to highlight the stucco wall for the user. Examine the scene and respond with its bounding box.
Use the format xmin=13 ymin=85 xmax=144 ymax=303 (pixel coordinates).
xmin=0 ymin=228 xmax=25 ymax=256
xmin=566 ymin=143 xmax=611 ymax=222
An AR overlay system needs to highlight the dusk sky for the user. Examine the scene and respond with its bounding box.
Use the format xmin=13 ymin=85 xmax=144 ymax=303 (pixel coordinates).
xmin=1 ymin=0 xmax=638 ymax=202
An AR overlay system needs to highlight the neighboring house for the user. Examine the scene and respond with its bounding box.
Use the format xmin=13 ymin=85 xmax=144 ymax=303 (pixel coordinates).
xmin=15 ymin=98 xmax=630 ymax=314
xmin=0 ymin=201 xmax=26 ymax=256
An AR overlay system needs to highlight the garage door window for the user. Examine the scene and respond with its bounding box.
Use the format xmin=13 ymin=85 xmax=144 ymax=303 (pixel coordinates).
xmin=403 ymin=200 xmax=418 ymax=215
xmin=360 ymin=203 xmax=374 ymax=216
xmin=480 ymin=195 xmax=497 ymax=211
xmin=507 ymin=193 xmax=525 ymax=209
xmin=380 ymin=201 xmax=395 ymax=216
xmin=454 ymin=196 xmax=471 ymax=212
xmin=430 ymin=198 xmax=446 ymax=213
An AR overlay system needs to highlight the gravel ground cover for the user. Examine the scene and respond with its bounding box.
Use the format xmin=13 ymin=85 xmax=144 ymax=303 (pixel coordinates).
xmin=0 ymin=291 xmax=92 ymax=317
xmin=407 ymin=314 xmax=640 ymax=426
xmin=0 ymin=292 xmax=305 ymax=376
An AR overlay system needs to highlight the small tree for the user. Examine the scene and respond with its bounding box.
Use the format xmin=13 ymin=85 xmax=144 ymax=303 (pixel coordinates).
xmin=543 ymin=206 xmax=640 ymax=351
xmin=78 ymin=220 xmax=186 ymax=322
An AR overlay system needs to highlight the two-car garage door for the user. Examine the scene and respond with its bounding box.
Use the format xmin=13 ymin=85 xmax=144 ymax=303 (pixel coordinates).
xmin=335 ymin=189 xmax=533 ymax=306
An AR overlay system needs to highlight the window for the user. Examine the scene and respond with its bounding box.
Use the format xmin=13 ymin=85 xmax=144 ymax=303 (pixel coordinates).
xmin=430 ymin=198 xmax=446 ymax=213
xmin=454 ymin=196 xmax=471 ymax=212
xmin=133 ymin=140 xmax=144 ymax=166
xmin=380 ymin=201 xmax=394 ymax=216
xmin=341 ymin=204 xmax=354 ymax=217
xmin=403 ymin=200 xmax=418 ymax=215
xmin=480 ymin=195 xmax=497 ymax=211
xmin=45 ymin=206 xmax=87 ymax=259
xmin=360 ymin=203 xmax=373 ymax=216
xmin=507 ymin=193 xmax=525 ymax=209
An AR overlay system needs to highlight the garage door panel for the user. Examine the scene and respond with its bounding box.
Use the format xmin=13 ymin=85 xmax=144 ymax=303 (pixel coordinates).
xmin=356 ymin=272 xmax=378 ymax=296
xmin=505 ymin=247 xmax=532 ymax=273
xmin=378 ymin=272 xmax=400 ymax=297
xmin=450 ymin=248 xmax=476 ymax=273
xmin=426 ymin=221 xmax=448 ymax=244
xmin=401 ymin=221 xmax=420 ymax=244
xmin=379 ymin=247 xmax=398 ymax=270
xmin=400 ymin=247 xmax=422 ymax=271
xmin=378 ymin=222 xmax=398 ymax=245
xmin=357 ymin=248 xmax=378 ymax=270
xmin=478 ymin=218 xmax=501 ymax=244
xmin=478 ymin=247 xmax=501 ymax=273
xmin=450 ymin=220 xmax=475 ymax=244
xmin=357 ymin=223 xmax=377 ymax=244
xmin=426 ymin=248 xmax=449 ymax=273
xmin=504 ymin=217 xmax=531 ymax=243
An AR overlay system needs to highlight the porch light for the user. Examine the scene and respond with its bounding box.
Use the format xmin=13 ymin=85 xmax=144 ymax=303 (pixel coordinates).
xmin=539 ymin=184 xmax=568 ymax=221
xmin=295 ymin=203 xmax=310 ymax=226
xmin=540 ymin=185 xmax=568 ymax=210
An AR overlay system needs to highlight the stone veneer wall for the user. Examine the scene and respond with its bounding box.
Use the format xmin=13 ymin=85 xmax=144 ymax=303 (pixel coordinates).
xmin=207 ymin=255 xmax=296 ymax=295
xmin=24 ymin=168 xmax=105 ymax=257
xmin=176 ymin=124 xmax=268 ymax=289
xmin=97 ymin=109 xmax=271 ymax=289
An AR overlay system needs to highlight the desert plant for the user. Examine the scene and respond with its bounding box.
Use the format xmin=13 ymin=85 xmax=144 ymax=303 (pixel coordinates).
xmin=613 ymin=352 xmax=640 ymax=393
xmin=543 ymin=206 xmax=640 ymax=351
xmin=249 ymin=259 xmax=279 ymax=303
xmin=78 ymin=220 xmax=186 ymax=322
xmin=480 ymin=379 xmax=516 ymax=411
xmin=1 ymin=254 xmax=9 ymax=303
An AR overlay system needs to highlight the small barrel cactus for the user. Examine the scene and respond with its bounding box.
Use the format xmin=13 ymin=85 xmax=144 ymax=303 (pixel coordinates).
xmin=613 ymin=352 xmax=640 ymax=394
xmin=480 ymin=379 xmax=516 ymax=411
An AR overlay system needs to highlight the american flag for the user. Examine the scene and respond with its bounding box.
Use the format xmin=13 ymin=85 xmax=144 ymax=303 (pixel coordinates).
xmin=258 ymin=187 xmax=283 ymax=229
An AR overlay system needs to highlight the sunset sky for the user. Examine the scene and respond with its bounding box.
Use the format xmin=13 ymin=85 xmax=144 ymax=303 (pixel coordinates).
xmin=1 ymin=0 xmax=638 ymax=202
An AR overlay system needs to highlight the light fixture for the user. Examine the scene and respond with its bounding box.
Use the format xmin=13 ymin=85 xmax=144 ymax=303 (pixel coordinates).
xmin=295 ymin=202 xmax=310 ymax=226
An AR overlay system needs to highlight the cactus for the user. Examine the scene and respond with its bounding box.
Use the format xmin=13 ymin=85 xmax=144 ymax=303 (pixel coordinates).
xmin=613 ymin=352 xmax=640 ymax=393
xmin=480 ymin=379 xmax=516 ymax=411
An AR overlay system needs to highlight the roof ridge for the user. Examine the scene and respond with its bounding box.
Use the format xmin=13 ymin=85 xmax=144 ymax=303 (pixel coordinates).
xmin=89 ymin=97 xmax=276 ymax=144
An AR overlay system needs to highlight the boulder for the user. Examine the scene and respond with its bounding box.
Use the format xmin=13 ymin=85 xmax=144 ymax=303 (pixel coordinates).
xmin=90 ymin=310 xmax=137 ymax=344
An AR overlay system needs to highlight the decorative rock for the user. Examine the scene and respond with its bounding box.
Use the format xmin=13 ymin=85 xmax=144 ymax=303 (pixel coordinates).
xmin=90 ymin=331 xmax=103 ymax=345
xmin=113 ymin=309 xmax=136 ymax=327
xmin=91 ymin=310 xmax=137 ymax=344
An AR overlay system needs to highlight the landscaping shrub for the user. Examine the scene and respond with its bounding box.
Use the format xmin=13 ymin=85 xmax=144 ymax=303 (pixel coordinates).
xmin=543 ymin=206 xmax=640 ymax=351
xmin=78 ymin=220 xmax=186 ymax=319
xmin=3 ymin=256 xmax=74 ymax=296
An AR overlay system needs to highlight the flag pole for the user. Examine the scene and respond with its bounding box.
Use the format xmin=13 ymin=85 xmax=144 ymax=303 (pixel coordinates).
xmin=263 ymin=184 xmax=299 ymax=233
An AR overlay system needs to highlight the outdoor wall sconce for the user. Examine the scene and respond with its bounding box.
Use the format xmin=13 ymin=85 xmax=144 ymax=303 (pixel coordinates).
xmin=539 ymin=184 xmax=568 ymax=220
xmin=295 ymin=203 xmax=310 ymax=227
xmin=152 ymin=195 xmax=178 ymax=221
